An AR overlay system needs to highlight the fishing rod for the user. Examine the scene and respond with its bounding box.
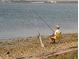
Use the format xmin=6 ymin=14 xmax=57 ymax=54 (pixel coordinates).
xmin=32 ymin=10 xmax=54 ymax=32
xmin=30 ymin=9 xmax=45 ymax=48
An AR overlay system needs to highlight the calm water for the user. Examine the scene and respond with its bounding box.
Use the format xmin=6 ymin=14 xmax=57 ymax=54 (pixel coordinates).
xmin=0 ymin=3 xmax=78 ymax=39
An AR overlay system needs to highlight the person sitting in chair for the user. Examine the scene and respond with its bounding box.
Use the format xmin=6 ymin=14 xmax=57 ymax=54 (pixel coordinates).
xmin=49 ymin=25 xmax=62 ymax=44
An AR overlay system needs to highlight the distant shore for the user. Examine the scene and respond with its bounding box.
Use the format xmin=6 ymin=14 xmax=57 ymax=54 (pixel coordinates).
xmin=2 ymin=1 xmax=78 ymax=3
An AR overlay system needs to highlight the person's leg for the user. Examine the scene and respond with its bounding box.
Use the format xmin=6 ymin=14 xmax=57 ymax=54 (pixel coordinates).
xmin=49 ymin=37 xmax=53 ymax=44
xmin=50 ymin=37 xmax=55 ymax=44
xmin=51 ymin=38 xmax=55 ymax=43
xmin=53 ymin=38 xmax=55 ymax=43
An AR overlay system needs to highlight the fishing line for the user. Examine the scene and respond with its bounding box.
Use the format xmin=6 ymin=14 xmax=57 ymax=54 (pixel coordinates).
xmin=30 ymin=8 xmax=54 ymax=32
xmin=29 ymin=9 xmax=42 ymax=33
xmin=29 ymin=8 xmax=45 ymax=48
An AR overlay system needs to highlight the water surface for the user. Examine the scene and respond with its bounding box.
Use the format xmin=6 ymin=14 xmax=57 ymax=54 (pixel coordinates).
xmin=0 ymin=3 xmax=78 ymax=39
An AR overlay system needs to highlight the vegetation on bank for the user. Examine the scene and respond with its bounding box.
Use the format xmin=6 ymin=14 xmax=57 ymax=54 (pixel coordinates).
xmin=0 ymin=33 xmax=77 ymax=59
xmin=48 ymin=50 xmax=77 ymax=59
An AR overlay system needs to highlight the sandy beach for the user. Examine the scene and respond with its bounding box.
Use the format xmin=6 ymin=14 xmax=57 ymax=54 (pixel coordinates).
xmin=0 ymin=33 xmax=77 ymax=59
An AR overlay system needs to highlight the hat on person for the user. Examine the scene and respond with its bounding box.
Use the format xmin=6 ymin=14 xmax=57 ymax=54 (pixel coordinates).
xmin=56 ymin=25 xmax=60 ymax=29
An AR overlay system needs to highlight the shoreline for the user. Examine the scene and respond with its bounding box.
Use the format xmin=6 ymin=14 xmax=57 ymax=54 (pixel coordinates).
xmin=0 ymin=32 xmax=77 ymax=40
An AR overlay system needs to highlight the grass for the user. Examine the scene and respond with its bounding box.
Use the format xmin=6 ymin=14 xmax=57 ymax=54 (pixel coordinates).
xmin=0 ymin=33 xmax=77 ymax=59
xmin=48 ymin=50 xmax=78 ymax=59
